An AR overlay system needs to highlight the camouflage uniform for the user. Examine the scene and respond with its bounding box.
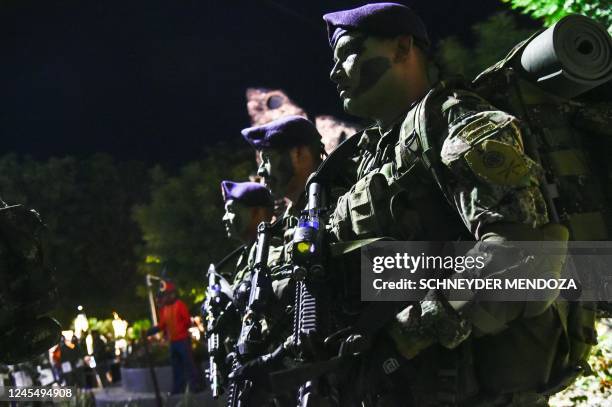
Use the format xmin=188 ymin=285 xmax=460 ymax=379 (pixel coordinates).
xmin=328 ymin=83 xmax=565 ymax=406
xmin=234 ymin=200 xmax=303 ymax=348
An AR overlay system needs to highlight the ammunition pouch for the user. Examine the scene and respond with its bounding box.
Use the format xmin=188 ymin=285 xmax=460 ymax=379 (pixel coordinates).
xmin=331 ymin=171 xmax=394 ymax=241
xmin=545 ymin=300 xmax=598 ymax=394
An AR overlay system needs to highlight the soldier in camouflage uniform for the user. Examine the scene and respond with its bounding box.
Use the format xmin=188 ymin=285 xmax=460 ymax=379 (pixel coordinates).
xmin=228 ymin=116 xmax=325 ymax=403
xmin=219 ymin=180 xmax=274 ymax=288
xmin=316 ymin=3 xmax=570 ymax=406
xmin=0 ymin=200 xmax=60 ymax=364
xmin=240 ymin=115 xmax=324 ymax=285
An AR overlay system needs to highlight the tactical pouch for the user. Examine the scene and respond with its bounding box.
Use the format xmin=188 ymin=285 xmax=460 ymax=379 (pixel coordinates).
xmin=346 ymin=171 xmax=394 ymax=239
xmin=567 ymin=303 xmax=598 ymax=369
xmin=544 ymin=300 xmax=598 ymax=394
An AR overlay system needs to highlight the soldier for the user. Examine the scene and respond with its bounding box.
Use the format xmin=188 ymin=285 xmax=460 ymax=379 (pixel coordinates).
xmin=222 ymin=181 xmax=274 ymax=244
xmin=219 ymin=180 xmax=274 ymax=286
xmin=240 ymin=115 xmax=325 ymax=297
xmin=0 ymin=201 xmax=60 ymax=364
xmin=317 ymin=3 xmax=571 ymax=406
xmin=241 ymin=115 xmax=324 ymax=215
xmin=228 ymin=116 xmax=325 ymax=403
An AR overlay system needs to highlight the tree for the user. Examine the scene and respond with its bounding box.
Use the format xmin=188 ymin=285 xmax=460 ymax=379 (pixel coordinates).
xmin=502 ymin=0 xmax=611 ymax=33
xmin=0 ymin=154 xmax=150 ymax=324
xmin=437 ymin=12 xmax=536 ymax=79
xmin=132 ymin=145 xmax=254 ymax=305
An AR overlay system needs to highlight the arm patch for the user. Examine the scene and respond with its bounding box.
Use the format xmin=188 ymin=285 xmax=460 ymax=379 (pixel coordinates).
xmin=464 ymin=139 xmax=531 ymax=187
xmin=442 ymin=111 xmax=536 ymax=187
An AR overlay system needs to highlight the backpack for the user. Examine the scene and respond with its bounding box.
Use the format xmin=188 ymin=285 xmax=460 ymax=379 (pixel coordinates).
xmin=410 ymin=14 xmax=611 ymax=391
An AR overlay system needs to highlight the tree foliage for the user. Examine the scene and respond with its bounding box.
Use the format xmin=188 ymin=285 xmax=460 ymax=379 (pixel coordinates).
xmin=502 ymin=0 xmax=612 ymax=33
xmin=0 ymin=154 xmax=149 ymax=325
xmin=437 ymin=12 xmax=536 ymax=79
xmin=0 ymin=144 xmax=255 ymax=324
xmin=132 ymin=145 xmax=254 ymax=305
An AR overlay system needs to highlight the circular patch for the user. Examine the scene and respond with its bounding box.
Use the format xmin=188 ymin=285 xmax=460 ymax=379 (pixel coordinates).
xmin=464 ymin=139 xmax=531 ymax=186
xmin=482 ymin=150 xmax=505 ymax=168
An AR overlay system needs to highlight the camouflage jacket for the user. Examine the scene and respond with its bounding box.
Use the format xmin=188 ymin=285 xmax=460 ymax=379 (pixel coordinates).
xmin=327 ymin=82 xmax=567 ymax=398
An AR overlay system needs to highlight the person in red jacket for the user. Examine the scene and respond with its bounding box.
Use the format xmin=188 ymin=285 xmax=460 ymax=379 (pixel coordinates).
xmin=147 ymin=280 xmax=198 ymax=394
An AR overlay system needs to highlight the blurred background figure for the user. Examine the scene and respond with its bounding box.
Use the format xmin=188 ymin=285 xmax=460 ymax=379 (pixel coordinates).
xmin=91 ymin=330 xmax=113 ymax=387
xmin=146 ymin=280 xmax=199 ymax=394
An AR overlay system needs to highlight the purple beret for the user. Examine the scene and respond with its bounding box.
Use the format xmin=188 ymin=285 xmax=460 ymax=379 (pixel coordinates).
xmin=221 ymin=181 xmax=273 ymax=207
xmin=241 ymin=115 xmax=321 ymax=150
xmin=323 ymin=3 xmax=429 ymax=49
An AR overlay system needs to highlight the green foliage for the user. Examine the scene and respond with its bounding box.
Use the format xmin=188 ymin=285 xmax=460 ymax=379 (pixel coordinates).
xmin=437 ymin=12 xmax=537 ymax=79
xmin=132 ymin=145 xmax=253 ymax=305
xmin=127 ymin=318 xmax=152 ymax=341
xmin=550 ymin=319 xmax=612 ymax=405
xmin=0 ymin=154 xmax=150 ymax=325
xmin=502 ymin=0 xmax=612 ymax=33
xmin=0 ymin=144 xmax=254 ymax=327
xmin=87 ymin=317 xmax=115 ymax=338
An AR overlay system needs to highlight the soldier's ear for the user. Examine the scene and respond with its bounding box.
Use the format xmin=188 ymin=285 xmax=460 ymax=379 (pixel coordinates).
xmin=394 ymin=35 xmax=413 ymax=63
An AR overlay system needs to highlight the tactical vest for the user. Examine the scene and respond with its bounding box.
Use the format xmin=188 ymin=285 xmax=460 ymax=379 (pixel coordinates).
xmin=330 ymin=121 xmax=469 ymax=244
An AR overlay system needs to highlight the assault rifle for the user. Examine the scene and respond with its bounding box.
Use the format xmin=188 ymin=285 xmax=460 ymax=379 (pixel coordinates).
xmin=202 ymin=244 xmax=245 ymax=397
xmin=203 ymin=260 xmax=237 ymax=398
xmin=227 ymin=222 xmax=274 ymax=407
xmin=290 ymin=181 xmax=328 ymax=406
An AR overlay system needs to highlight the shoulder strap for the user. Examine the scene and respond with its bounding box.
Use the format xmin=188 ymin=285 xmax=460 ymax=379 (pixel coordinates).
xmin=410 ymin=82 xmax=459 ymax=207
xmin=214 ymin=244 xmax=248 ymax=270
xmin=310 ymin=129 xmax=362 ymax=186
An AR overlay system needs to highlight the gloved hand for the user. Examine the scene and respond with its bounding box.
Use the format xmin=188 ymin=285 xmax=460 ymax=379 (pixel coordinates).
xmin=228 ymin=342 xmax=288 ymax=384
xmin=338 ymin=332 xmax=372 ymax=356
xmin=387 ymin=300 xmax=472 ymax=360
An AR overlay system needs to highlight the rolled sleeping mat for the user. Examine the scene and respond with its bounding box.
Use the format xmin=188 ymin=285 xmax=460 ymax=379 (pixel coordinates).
xmin=518 ymin=14 xmax=612 ymax=99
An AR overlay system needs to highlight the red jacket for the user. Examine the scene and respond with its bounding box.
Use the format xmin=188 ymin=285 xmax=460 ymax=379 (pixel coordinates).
xmin=157 ymin=299 xmax=191 ymax=342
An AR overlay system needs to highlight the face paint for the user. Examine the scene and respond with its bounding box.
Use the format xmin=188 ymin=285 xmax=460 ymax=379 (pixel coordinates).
xmin=258 ymin=149 xmax=294 ymax=199
xmin=330 ymin=33 xmax=402 ymax=119
xmin=222 ymin=199 xmax=251 ymax=242
xmin=352 ymin=57 xmax=392 ymax=97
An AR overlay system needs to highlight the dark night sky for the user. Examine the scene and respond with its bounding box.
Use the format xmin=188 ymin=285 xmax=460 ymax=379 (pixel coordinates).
xmin=1 ymin=1 xmax=537 ymax=166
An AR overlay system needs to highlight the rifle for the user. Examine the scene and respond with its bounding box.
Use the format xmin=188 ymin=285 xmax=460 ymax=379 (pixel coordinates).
xmin=290 ymin=181 xmax=328 ymax=406
xmin=203 ymin=261 xmax=237 ymax=398
xmin=227 ymin=222 xmax=274 ymax=407
xmin=203 ymin=245 xmax=244 ymax=398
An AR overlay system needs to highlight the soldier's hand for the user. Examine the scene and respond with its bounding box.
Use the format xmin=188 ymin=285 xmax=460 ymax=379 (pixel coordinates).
xmin=387 ymin=301 xmax=471 ymax=360
xmin=338 ymin=333 xmax=372 ymax=356
xmin=228 ymin=343 xmax=287 ymax=383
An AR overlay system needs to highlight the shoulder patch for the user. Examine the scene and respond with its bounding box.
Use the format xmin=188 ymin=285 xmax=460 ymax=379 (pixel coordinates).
xmin=464 ymin=139 xmax=531 ymax=186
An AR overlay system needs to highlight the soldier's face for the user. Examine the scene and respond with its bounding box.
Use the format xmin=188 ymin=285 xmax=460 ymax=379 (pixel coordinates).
xmin=222 ymin=199 xmax=251 ymax=241
xmin=330 ymin=33 xmax=403 ymax=118
xmin=257 ymin=149 xmax=294 ymax=199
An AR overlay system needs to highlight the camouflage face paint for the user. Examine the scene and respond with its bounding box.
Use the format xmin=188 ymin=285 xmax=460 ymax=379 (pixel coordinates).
xmin=352 ymin=56 xmax=392 ymax=97
xmin=222 ymin=199 xmax=251 ymax=241
xmin=331 ymin=33 xmax=399 ymax=119
xmin=258 ymin=149 xmax=294 ymax=199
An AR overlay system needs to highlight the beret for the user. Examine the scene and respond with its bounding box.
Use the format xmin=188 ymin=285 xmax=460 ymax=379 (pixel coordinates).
xmin=221 ymin=180 xmax=273 ymax=207
xmin=323 ymin=3 xmax=429 ymax=49
xmin=241 ymin=115 xmax=321 ymax=150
